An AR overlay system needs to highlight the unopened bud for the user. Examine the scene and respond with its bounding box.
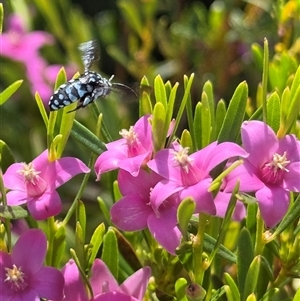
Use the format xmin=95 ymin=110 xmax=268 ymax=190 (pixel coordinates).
xmin=186 ymin=283 xmax=206 ymax=301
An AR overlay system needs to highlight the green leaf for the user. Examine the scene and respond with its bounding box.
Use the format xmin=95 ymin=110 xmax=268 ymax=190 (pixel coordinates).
xmin=0 ymin=140 xmax=15 ymax=172
xmin=152 ymin=102 xmax=167 ymax=152
xmin=154 ymin=75 xmax=168 ymax=108
xmin=293 ymin=287 xmax=300 ymax=301
xmin=224 ymin=273 xmax=240 ymax=301
xmin=97 ymin=197 xmax=111 ymax=225
xmin=118 ymin=0 xmax=143 ymax=37
xmin=74 ymin=222 xmax=85 ymax=269
xmin=243 ymin=256 xmax=262 ymax=301
xmin=261 ymin=38 xmax=269 ymax=123
xmin=177 ymin=198 xmax=196 ymax=240
xmin=70 ymin=249 xmax=94 ymax=298
xmin=170 ymin=74 xmax=195 ymax=146
xmin=218 ymin=81 xmax=248 ymax=143
xmin=237 ymin=228 xmax=254 ymax=298
xmin=0 ymin=3 xmax=3 ymax=34
xmin=102 ymin=228 xmax=119 ymax=280
xmin=180 ymin=130 xmax=193 ymax=149
xmin=259 ymin=288 xmax=279 ymax=301
xmin=175 ymin=278 xmax=189 ymax=301
xmin=246 ymin=203 xmax=258 ymax=245
xmin=0 ymin=205 xmax=28 ymax=219
xmin=266 ymin=92 xmax=280 ymax=132
xmin=76 ymin=200 xmax=86 ymax=242
xmin=0 ymin=80 xmax=23 ymax=105
xmin=193 ymin=102 xmax=202 ymax=150
xmin=35 ymin=92 xmax=49 ymax=128
xmin=52 ymin=225 xmax=66 ymax=268
xmin=251 ymin=43 xmax=263 ymax=72
xmin=88 ymin=223 xmax=105 ymax=269
xmin=208 ymin=182 xmax=239 ymax=264
xmin=215 ymin=100 xmax=226 ymax=140
xmin=200 ymin=92 xmax=212 ymax=147
xmin=71 ymin=120 xmax=106 ymax=155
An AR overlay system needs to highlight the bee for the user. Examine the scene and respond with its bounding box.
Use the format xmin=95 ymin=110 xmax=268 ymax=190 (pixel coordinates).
xmin=48 ymin=40 xmax=137 ymax=112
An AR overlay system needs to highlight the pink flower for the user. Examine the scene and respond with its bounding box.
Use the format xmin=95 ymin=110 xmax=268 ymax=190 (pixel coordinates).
xmin=111 ymin=169 xmax=182 ymax=254
xmin=59 ymin=259 xmax=151 ymax=301
xmin=0 ymin=229 xmax=64 ymax=301
xmin=3 ymin=150 xmax=90 ymax=220
xmin=95 ymin=115 xmax=153 ymax=179
xmin=224 ymin=120 xmax=300 ymax=228
xmin=0 ymin=14 xmax=75 ymax=101
xmin=147 ymin=141 xmax=248 ymax=216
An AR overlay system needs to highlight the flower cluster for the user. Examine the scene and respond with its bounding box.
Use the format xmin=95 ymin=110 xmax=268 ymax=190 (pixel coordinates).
xmin=95 ymin=115 xmax=250 ymax=253
xmin=0 ymin=230 xmax=151 ymax=301
xmin=94 ymin=116 xmax=300 ymax=252
xmin=1 ymin=14 xmax=75 ymax=102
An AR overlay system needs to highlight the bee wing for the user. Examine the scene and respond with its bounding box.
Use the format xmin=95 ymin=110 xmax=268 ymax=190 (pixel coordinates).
xmin=78 ymin=40 xmax=100 ymax=71
xmin=111 ymin=83 xmax=138 ymax=98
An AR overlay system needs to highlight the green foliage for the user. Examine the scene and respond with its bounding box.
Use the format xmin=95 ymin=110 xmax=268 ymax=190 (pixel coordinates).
xmin=0 ymin=0 xmax=300 ymax=300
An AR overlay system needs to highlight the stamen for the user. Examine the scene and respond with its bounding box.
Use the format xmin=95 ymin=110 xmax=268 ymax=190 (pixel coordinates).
xmin=17 ymin=162 xmax=41 ymax=184
xmin=173 ymin=146 xmax=194 ymax=172
xmin=5 ymin=264 xmax=28 ymax=291
xmin=119 ymin=126 xmax=138 ymax=145
xmin=261 ymin=151 xmax=290 ymax=184
xmin=265 ymin=151 xmax=290 ymax=173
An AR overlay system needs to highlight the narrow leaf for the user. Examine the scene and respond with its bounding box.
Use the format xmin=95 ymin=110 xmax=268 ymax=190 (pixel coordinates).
xmin=88 ymin=223 xmax=105 ymax=269
xmin=102 ymin=228 xmax=119 ymax=279
xmin=237 ymin=228 xmax=254 ymax=297
xmin=71 ymin=120 xmax=106 ymax=155
xmin=218 ymin=82 xmax=248 ymax=143
xmin=0 ymin=80 xmax=23 ymax=105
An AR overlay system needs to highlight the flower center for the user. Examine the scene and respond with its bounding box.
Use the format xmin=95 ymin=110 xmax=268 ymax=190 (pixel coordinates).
xmin=119 ymin=126 xmax=145 ymax=157
xmin=5 ymin=264 xmax=28 ymax=292
xmin=260 ymin=151 xmax=290 ymax=184
xmin=17 ymin=162 xmax=47 ymax=196
xmin=173 ymin=146 xmax=194 ymax=172
xmin=18 ymin=162 xmax=41 ymax=184
xmin=119 ymin=126 xmax=138 ymax=145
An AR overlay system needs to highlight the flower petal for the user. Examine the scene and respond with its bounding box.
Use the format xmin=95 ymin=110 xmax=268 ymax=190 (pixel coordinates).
xmin=43 ymin=157 xmax=90 ymax=189
xmin=256 ymin=186 xmax=290 ymax=228
xmin=241 ymin=121 xmax=278 ymax=168
xmin=27 ymin=191 xmax=62 ymax=220
xmin=31 ymin=266 xmax=64 ymax=300
xmin=120 ymin=267 xmax=151 ymax=300
xmin=59 ymin=259 xmax=89 ymax=301
xmin=90 ymin=259 xmax=119 ymax=296
xmin=118 ymin=152 xmax=151 ymax=177
xmin=150 ymin=179 xmax=183 ymax=213
xmin=224 ymin=161 xmax=264 ymax=193
xmin=118 ymin=169 xmax=161 ymax=196
xmin=6 ymin=190 xmax=28 ymax=205
xmin=179 ymin=178 xmax=215 ymax=214
xmin=12 ymin=229 xmax=46 ymax=274
xmin=277 ymin=134 xmax=300 ymax=162
xmin=147 ymin=207 xmax=182 ymax=254
xmin=95 ymin=149 xmax=127 ymax=179
xmin=132 ymin=114 xmax=152 ymax=151
xmin=283 ymin=162 xmax=300 ymax=191
xmin=3 ymin=163 xmax=27 ymax=190
xmin=193 ymin=142 xmax=248 ymax=173
xmin=94 ymin=291 xmax=133 ymax=301
xmin=111 ymin=194 xmax=152 ymax=231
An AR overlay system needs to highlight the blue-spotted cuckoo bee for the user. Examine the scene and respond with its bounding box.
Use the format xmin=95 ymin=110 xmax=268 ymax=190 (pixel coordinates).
xmin=49 ymin=40 xmax=137 ymax=112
